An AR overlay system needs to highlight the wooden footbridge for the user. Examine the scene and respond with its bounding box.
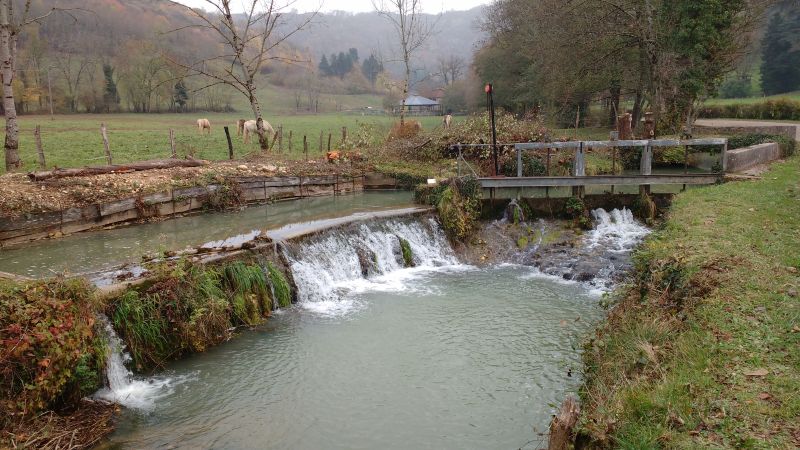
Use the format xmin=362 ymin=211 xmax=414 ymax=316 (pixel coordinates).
xmin=465 ymin=138 xmax=728 ymax=200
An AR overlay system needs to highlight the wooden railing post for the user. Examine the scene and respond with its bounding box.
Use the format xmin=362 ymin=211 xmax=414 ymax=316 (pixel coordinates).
xmin=516 ymin=145 xmax=523 ymax=177
xmin=573 ymin=142 xmax=586 ymax=177
xmin=640 ymin=142 xmax=653 ymax=176
xmin=721 ymin=140 xmax=728 ymax=173
xmin=224 ymin=126 xmax=234 ymax=160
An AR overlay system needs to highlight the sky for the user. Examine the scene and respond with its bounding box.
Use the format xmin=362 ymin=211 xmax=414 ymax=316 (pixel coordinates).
xmin=174 ymin=0 xmax=491 ymax=14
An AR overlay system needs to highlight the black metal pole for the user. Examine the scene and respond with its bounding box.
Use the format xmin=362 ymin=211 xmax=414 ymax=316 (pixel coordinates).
xmin=489 ymin=84 xmax=499 ymax=176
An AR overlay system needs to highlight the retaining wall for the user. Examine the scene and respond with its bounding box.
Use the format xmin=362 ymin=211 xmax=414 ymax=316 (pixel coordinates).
xmin=1 ymin=174 xmax=382 ymax=248
xmin=726 ymin=143 xmax=782 ymax=173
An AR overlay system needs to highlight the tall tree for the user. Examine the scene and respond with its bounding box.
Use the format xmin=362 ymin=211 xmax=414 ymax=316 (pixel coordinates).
xmin=373 ymin=0 xmax=436 ymax=125
xmin=362 ymin=53 xmax=384 ymax=85
xmin=103 ymin=64 xmax=120 ymax=112
xmin=761 ymin=12 xmax=800 ymax=95
xmin=169 ymin=0 xmax=316 ymax=151
xmin=318 ymin=54 xmax=331 ymax=76
xmin=0 ymin=1 xmax=71 ymax=170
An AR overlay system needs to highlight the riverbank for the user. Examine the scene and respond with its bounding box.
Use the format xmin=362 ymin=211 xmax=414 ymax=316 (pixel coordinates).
xmin=580 ymin=156 xmax=800 ymax=447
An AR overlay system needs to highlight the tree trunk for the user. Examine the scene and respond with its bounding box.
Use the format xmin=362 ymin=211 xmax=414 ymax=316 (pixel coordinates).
xmin=1 ymin=4 xmax=20 ymax=171
xmin=28 ymin=158 xmax=207 ymax=181
xmin=401 ymin=62 xmax=410 ymax=126
xmin=548 ymin=396 xmax=580 ymax=450
xmin=248 ymin=89 xmax=268 ymax=151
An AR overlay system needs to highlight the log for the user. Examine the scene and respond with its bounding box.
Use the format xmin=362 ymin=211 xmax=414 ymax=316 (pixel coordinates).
xmin=548 ymin=396 xmax=580 ymax=450
xmin=27 ymin=158 xmax=208 ymax=181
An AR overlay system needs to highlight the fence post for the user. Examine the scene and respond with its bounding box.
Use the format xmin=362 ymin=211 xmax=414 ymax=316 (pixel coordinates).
xmin=169 ymin=129 xmax=177 ymax=158
xmin=278 ymin=126 xmax=283 ymax=153
xmin=224 ymin=126 xmax=234 ymax=160
xmin=100 ymin=123 xmax=112 ymax=165
xmin=516 ymin=145 xmax=523 ymax=177
xmin=328 ymin=133 xmax=332 ymax=151
xmin=341 ymin=127 xmax=347 ymax=145
xmin=319 ymin=130 xmax=324 ymax=152
xmin=289 ymin=130 xmax=293 ymax=152
xmin=303 ymin=135 xmax=308 ymax=159
xmin=34 ymin=125 xmax=45 ymax=169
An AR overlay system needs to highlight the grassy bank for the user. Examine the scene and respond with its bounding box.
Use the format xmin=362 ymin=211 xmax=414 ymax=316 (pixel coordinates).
xmin=581 ymin=157 xmax=800 ymax=448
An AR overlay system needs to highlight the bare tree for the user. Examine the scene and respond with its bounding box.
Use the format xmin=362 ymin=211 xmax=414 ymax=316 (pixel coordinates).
xmin=437 ymin=55 xmax=465 ymax=86
xmin=0 ymin=1 xmax=76 ymax=170
xmin=168 ymin=0 xmax=317 ymax=151
xmin=373 ymin=0 xmax=436 ymax=125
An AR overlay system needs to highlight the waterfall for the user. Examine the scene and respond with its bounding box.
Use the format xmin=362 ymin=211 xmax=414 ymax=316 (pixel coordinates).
xmin=284 ymin=217 xmax=459 ymax=315
xmin=587 ymin=208 xmax=650 ymax=254
xmin=93 ymin=317 xmax=189 ymax=411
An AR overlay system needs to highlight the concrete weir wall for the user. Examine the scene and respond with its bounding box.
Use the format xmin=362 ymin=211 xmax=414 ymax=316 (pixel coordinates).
xmin=0 ymin=174 xmax=378 ymax=248
xmin=726 ymin=143 xmax=782 ymax=173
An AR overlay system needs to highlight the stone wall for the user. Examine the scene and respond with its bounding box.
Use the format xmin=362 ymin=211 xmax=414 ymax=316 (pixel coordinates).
xmin=725 ymin=143 xmax=782 ymax=173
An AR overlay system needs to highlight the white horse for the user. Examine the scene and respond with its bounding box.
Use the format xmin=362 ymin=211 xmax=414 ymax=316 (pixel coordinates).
xmin=197 ymin=118 xmax=211 ymax=134
xmin=243 ymin=119 xmax=275 ymax=144
xmin=443 ymin=114 xmax=453 ymax=129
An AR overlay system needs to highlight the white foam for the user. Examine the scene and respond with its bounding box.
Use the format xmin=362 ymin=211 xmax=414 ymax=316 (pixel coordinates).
xmin=586 ymin=208 xmax=650 ymax=254
xmin=93 ymin=318 xmax=193 ymax=411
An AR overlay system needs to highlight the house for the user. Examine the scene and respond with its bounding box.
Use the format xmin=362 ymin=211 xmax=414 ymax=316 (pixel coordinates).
xmin=394 ymin=95 xmax=442 ymax=116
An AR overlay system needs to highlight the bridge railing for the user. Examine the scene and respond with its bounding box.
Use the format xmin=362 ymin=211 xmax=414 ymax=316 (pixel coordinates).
xmin=513 ymin=138 xmax=728 ymax=178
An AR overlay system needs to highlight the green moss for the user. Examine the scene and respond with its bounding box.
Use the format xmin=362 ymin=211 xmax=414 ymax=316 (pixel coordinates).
xmin=267 ymin=262 xmax=292 ymax=308
xmin=517 ymin=236 xmax=529 ymax=250
xmin=398 ymin=237 xmax=415 ymax=267
xmin=436 ymin=177 xmax=481 ymax=242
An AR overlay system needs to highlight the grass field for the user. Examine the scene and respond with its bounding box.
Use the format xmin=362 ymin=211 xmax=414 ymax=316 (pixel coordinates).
xmin=4 ymin=113 xmax=451 ymax=174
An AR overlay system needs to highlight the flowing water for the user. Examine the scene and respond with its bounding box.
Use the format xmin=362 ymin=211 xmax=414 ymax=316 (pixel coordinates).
xmin=0 ymin=192 xmax=413 ymax=278
xmin=100 ymin=212 xmax=647 ymax=450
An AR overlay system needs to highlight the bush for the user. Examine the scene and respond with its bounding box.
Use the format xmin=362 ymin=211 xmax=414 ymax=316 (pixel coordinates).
xmin=718 ymin=77 xmax=754 ymax=99
xmin=501 ymin=153 xmax=546 ymax=177
xmin=699 ymin=99 xmax=800 ymax=121
xmin=436 ymin=177 xmax=482 ymax=241
xmin=1 ymin=279 xmax=105 ymax=421
xmin=728 ymin=133 xmax=796 ymax=157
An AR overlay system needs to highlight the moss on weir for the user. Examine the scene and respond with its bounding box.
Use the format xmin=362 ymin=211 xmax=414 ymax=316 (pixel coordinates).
xmin=110 ymin=258 xmax=290 ymax=370
xmin=398 ymin=237 xmax=415 ymax=268
xmin=580 ymin=156 xmax=800 ymax=448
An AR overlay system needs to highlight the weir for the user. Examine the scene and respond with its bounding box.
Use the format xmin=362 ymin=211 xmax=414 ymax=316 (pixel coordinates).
xmin=95 ymin=205 xmax=652 ymax=449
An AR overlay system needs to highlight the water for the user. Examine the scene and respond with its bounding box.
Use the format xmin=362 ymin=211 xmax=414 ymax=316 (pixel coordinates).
xmin=93 ymin=318 xmax=193 ymax=411
xmin=105 ymin=267 xmax=601 ymax=450
xmin=0 ymin=192 xmax=412 ymax=278
xmin=100 ymin=213 xmax=646 ymax=450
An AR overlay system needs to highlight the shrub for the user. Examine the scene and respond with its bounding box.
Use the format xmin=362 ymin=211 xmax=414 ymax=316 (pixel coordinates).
xmin=728 ymin=133 xmax=796 ymax=157
xmin=398 ymin=237 xmax=415 ymax=267
xmin=436 ymin=177 xmax=482 ymax=241
xmin=267 ymin=262 xmax=292 ymax=309
xmin=699 ymin=99 xmax=800 ymax=121
xmin=501 ymin=153 xmax=546 ymax=177
xmin=1 ymin=279 xmax=105 ymax=421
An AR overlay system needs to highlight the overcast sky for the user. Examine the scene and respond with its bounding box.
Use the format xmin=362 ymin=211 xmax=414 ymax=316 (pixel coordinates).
xmin=174 ymin=0 xmax=491 ymax=14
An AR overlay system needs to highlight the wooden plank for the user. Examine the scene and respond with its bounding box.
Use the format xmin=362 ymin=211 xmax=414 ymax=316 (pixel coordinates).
xmin=100 ymin=198 xmax=137 ymax=217
xmin=0 ymin=211 xmax=62 ymax=232
xmin=479 ymin=174 xmax=721 ymax=188
xmin=62 ymin=205 xmax=101 ymax=223
xmin=142 ymin=190 xmax=172 ymax=205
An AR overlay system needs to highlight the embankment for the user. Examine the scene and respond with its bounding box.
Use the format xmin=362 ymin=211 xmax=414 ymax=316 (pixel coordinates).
xmin=579 ymin=156 xmax=800 ymax=447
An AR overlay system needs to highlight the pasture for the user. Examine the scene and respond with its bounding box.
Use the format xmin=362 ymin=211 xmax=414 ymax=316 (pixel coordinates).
xmin=6 ymin=113 xmax=451 ymax=174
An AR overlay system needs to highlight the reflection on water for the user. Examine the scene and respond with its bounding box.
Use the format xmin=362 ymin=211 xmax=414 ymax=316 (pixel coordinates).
xmin=0 ymin=192 xmax=413 ymax=277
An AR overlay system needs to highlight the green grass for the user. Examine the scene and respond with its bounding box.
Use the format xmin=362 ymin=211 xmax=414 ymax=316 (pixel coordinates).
xmin=581 ymin=156 xmax=800 ymax=448
xmin=3 ymin=112 xmax=452 ymax=174
xmin=704 ymin=91 xmax=800 ymax=107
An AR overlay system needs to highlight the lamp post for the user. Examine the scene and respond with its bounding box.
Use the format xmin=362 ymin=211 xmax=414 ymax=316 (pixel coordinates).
xmin=485 ymin=83 xmax=498 ymax=176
